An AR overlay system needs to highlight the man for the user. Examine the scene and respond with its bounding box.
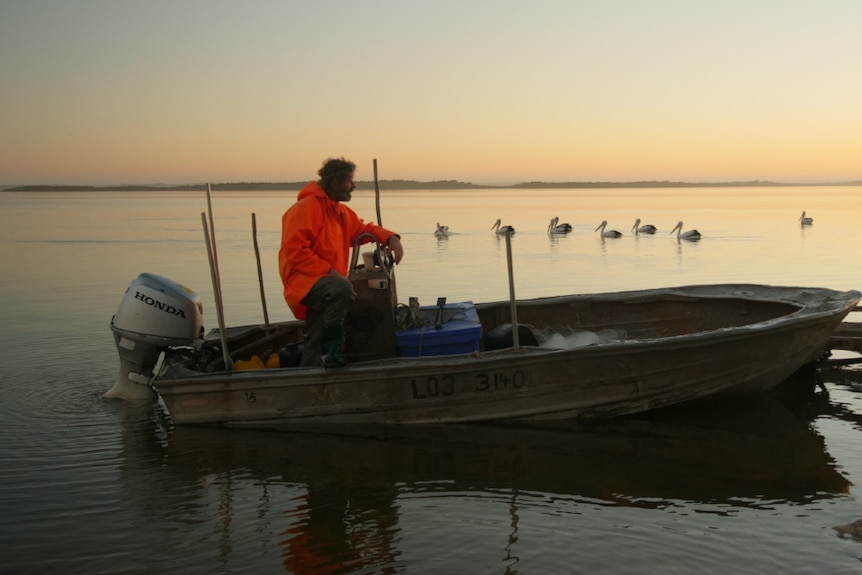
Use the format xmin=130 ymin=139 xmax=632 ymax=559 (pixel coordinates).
xmin=279 ymin=157 xmax=404 ymax=367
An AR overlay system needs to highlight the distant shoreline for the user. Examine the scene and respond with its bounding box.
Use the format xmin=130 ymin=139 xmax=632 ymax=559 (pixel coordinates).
xmin=2 ymin=179 xmax=861 ymax=192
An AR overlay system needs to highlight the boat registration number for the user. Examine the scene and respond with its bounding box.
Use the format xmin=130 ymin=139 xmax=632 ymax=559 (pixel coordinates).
xmin=410 ymin=370 xmax=528 ymax=399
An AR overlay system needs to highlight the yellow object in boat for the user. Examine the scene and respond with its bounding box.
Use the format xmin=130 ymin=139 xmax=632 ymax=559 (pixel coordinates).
xmin=235 ymin=355 xmax=265 ymax=370
xmin=265 ymin=353 xmax=280 ymax=369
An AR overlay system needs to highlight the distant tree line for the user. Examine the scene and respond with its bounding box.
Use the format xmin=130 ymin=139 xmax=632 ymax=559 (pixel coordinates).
xmin=3 ymin=179 xmax=861 ymax=192
xmin=3 ymin=180 xmax=487 ymax=192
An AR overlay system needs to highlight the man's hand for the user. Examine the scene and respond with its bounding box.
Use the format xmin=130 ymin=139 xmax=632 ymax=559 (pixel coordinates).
xmin=387 ymin=236 xmax=404 ymax=264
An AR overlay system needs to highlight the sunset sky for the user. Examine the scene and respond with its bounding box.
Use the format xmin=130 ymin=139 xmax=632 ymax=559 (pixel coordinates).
xmin=2 ymin=1 xmax=860 ymax=186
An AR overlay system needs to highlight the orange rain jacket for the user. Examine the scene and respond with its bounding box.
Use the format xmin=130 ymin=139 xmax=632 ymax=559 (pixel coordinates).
xmin=279 ymin=181 xmax=397 ymax=319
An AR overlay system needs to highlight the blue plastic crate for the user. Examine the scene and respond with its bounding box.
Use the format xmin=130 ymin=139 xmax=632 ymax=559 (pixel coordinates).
xmin=396 ymin=301 xmax=482 ymax=357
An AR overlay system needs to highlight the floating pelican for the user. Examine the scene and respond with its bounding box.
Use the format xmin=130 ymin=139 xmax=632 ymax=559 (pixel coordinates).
xmin=434 ymin=222 xmax=450 ymax=237
xmin=799 ymin=211 xmax=813 ymax=226
xmin=547 ymin=216 xmax=572 ymax=235
xmin=595 ymin=220 xmax=622 ymax=238
xmin=670 ymin=221 xmax=702 ymax=241
xmin=632 ymin=218 xmax=657 ymax=235
xmin=491 ymin=219 xmax=515 ymax=235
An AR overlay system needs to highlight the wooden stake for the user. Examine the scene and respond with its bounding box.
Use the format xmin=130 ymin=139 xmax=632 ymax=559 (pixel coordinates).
xmin=373 ymin=158 xmax=382 ymax=227
xmin=504 ymin=230 xmax=519 ymax=350
xmin=251 ymin=213 xmax=270 ymax=328
xmin=203 ymin=183 xmax=232 ymax=371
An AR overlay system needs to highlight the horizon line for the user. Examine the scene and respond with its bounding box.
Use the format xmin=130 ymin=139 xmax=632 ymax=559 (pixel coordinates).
xmin=4 ymin=178 xmax=862 ymax=192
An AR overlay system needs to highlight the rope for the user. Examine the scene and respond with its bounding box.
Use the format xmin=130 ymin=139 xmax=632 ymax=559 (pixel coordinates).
xmin=395 ymin=299 xmax=432 ymax=331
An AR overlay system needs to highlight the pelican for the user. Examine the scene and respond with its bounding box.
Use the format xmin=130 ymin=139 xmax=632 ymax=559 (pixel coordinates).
xmin=491 ymin=219 xmax=515 ymax=235
xmin=547 ymin=216 xmax=572 ymax=235
xmin=632 ymin=218 xmax=657 ymax=235
xmin=799 ymin=211 xmax=813 ymax=226
xmin=434 ymin=222 xmax=450 ymax=237
xmin=595 ymin=220 xmax=622 ymax=238
xmin=670 ymin=221 xmax=702 ymax=241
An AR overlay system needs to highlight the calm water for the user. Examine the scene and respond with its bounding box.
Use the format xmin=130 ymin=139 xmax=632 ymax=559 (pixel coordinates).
xmin=3 ymin=186 xmax=862 ymax=574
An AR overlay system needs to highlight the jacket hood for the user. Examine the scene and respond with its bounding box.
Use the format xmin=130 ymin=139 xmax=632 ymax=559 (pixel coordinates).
xmin=297 ymin=181 xmax=329 ymax=202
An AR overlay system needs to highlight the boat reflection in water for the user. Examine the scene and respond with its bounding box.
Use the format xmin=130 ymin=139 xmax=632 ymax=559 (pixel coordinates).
xmin=118 ymin=384 xmax=850 ymax=572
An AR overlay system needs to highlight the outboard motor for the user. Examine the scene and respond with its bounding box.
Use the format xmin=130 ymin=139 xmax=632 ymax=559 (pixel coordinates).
xmin=106 ymin=273 xmax=204 ymax=399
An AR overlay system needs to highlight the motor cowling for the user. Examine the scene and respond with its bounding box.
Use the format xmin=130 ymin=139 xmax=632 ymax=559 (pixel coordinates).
xmin=106 ymin=272 xmax=204 ymax=399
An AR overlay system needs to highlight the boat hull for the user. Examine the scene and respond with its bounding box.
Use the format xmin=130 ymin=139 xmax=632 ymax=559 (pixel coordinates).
xmin=152 ymin=284 xmax=860 ymax=427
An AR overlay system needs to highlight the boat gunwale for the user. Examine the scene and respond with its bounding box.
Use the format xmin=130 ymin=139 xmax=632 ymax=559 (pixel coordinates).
xmin=155 ymin=283 xmax=861 ymax=388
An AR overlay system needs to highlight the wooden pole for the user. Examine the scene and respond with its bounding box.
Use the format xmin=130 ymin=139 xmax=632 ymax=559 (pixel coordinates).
xmin=205 ymin=184 xmax=221 ymax=287
xmin=204 ymin=184 xmax=232 ymax=371
xmin=251 ymin=213 xmax=270 ymax=328
xmin=504 ymin=230 xmax=519 ymax=351
xmin=201 ymin=210 xmax=232 ymax=372
xmin=373 ymin=158 xmax=382 ymax=227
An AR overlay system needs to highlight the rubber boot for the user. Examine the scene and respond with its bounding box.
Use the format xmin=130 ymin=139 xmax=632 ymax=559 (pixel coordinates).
xmin=320 ymin=323 xmax=346 ymax=368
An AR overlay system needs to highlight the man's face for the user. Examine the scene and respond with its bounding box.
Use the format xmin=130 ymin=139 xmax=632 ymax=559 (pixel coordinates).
xmin=330 ymin=174 xmax=355 ymax=202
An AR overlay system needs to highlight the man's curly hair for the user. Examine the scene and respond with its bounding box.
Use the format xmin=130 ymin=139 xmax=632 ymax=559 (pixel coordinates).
xmin=318 ymin=157 xmax=356 ymax=193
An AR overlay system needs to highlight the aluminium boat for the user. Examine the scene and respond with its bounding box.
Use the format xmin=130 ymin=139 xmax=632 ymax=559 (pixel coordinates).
xmin=107 ymin=266 xmax=860 ymax=428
